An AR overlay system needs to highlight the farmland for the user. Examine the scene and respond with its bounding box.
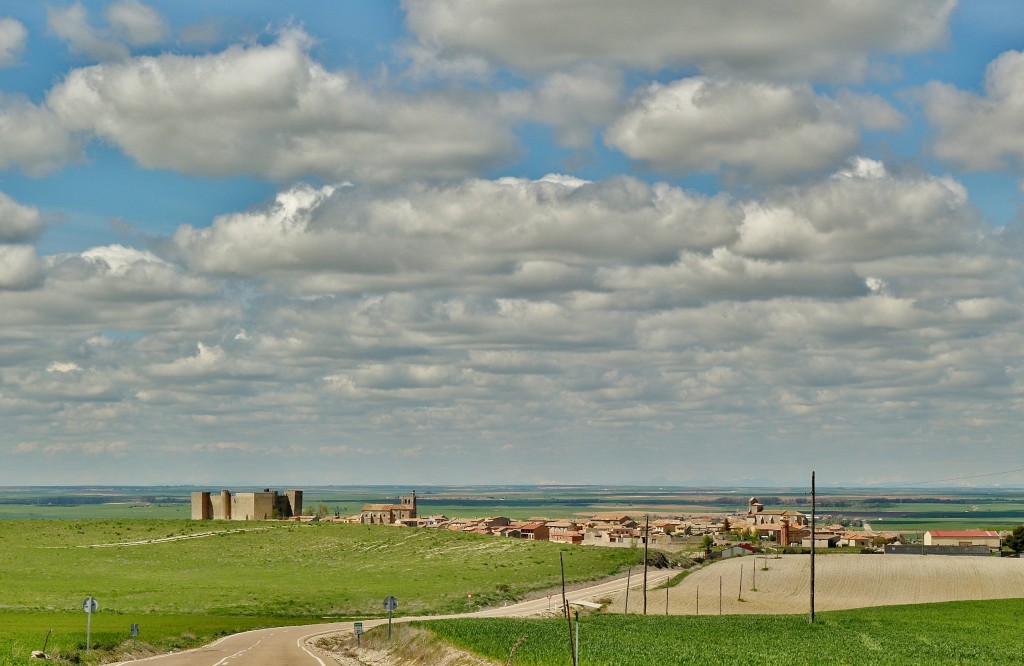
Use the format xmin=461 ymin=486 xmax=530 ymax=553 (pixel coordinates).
xmin=0 ymin=519 xmax=633 ymax=664
xmin=418 ymin=598 xmax=1024 ymax=665
xmin=605 ymin=554 xmax=1024 ymax=615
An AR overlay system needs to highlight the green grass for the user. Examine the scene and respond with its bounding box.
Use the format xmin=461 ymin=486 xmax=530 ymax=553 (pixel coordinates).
xmin=0 ymin=518 xmax=636 ymax=664
xmin=0 ymin=612 xmax=314 ymax=666
xmin=419 ymin=598 xmax=1024 ymax=665
xmin=0 ymin=520 xmax=635 ymax=618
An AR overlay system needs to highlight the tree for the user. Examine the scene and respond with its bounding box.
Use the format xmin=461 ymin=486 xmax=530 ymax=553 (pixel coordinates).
xmin=315 ymin=502 xmax=330 ymax=519
xmin=701 ymin=534 xmax=714 ymax=559
xmin=1004 ymin=525 xmax=1024 ymax=554
xmin=721 ymin=517 xmax=730 ymax=532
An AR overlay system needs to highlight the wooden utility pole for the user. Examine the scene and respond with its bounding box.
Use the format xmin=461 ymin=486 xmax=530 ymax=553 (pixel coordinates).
xmin=623 ymin=566 xmax=631 ymax=616
xmin=561 ymin=553 xmax=577 ymax=666
xmin=809 ymin=470 xmax=816 ymax=624
xmin=642 ymin=515 xmax=649 ymax=615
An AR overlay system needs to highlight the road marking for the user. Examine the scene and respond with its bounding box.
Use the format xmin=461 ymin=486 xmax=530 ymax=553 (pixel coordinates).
xmin=296 ymin=631 xmax=327 ymax=666
xmin=211 ymin=640 xmax=261 ymax=666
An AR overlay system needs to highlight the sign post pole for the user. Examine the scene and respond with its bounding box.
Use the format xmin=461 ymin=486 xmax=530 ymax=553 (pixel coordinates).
xmin=82 ymin=597 xmax=98 ymax=655
xmin=383 ymin=596 xmax=398 ymax=640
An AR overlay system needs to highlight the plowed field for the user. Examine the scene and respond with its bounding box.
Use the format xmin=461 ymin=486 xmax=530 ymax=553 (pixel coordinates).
xmin=608 ymin=554 xmax=1024 ymax=615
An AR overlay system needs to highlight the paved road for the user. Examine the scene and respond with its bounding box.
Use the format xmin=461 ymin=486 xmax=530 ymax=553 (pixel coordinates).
xmin=110 ymin=571 xmax=665 ymax=666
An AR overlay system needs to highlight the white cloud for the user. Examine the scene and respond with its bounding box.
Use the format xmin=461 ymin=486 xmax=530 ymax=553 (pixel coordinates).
xmin=0 ymin=244 xmax=41 ymax=290
xmin=405 ymin=0 xmax=956 ymax=80
xmin=0 ymin=193 xmax=43 ymax=242
xmin=606 ymin=78 xmax=884 ymax=180
xmin=0 ymin=17 xmax=27 ymax=67
xmin=105 ymin=0 xmax=166 ymax=46
xmin=46 ymin=29 xmax=515 ymax=182
xmin=172 ymin=176 xmax=740 ymax=285
xmin=922 ymin=50 xmax=1024 ymax=170
xmin=0 ymin=96 xmax=81 ymax=175
xmin=47 ymin=2 xmax=129 ymax=61
xmin=505 ymin=66 xmax=623 ymax=149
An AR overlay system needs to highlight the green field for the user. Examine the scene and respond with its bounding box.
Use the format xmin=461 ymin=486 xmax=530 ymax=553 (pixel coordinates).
xmin=0 ymin=518 xmax=635 ymax=664
xmin=417 ymin=598 xmax=1024 ymax=665
xmin=0 ymin=612 xmax=313 ymax=666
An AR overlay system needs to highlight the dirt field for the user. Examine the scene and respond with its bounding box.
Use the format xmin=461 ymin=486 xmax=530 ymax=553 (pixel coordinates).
xmin=605 ymin=554 xmax=1024 ymax=615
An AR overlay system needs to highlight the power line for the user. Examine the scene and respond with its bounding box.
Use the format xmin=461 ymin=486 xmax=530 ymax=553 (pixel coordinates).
xmin=868 ymin=467 xmax=1024 ymax=488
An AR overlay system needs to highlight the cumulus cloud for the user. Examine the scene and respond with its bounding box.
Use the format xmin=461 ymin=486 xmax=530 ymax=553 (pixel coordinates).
xmin=605 ymin=78 xmax=900 ymax=180
xmin=502 ymin=66 xmax=623 ymax=149
xmin=0 ymin=193 xmax=43 ymax=242
xmin=46 ymin=29 xmax=515 ymax=182
xmin=404 ymin=0 xmax=956 ymax=80
xmin=105 ymin=0 xmax=167 ymax=46
xmin=922 ymin=50 xmax=1024 ymax=170
xmin=734 ymin=159 xmax=977 ymax=261
xmin=0 ymin=245 xmax=42 ymax=290
xmin=0 ymin=96 xmax=81 ymax=175
xmin=0 ymin=17 xmax=27 ymax=67
xmin=4 ymin=161 xmax=1022 ymax=483
xmin=172 ymin=175 xmax=740 ymax=287
xmin=47 ymin=2 xmax=129 ymax=61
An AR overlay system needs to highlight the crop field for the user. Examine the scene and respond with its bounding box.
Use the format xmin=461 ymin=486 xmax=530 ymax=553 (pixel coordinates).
xmin=419 ymin=598 xmax=1024 ymax=665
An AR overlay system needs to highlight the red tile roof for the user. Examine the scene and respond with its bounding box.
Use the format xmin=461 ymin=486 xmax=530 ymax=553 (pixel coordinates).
xmin=927 ymin=530 xmax=999 ymax=538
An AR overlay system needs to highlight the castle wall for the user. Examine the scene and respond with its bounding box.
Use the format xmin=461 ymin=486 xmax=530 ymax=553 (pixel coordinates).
xmin=191 ymin=491 xmax=211 ymax=520
xmin=192 ymin=488 xmax=303 ymax=520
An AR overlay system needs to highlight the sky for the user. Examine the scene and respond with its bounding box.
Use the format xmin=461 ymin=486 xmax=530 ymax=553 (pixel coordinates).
xmin=1 ymin=1 xmax=1024 ymax=488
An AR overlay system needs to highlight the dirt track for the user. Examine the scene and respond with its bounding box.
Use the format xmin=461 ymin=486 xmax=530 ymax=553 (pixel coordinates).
xmin=605 ymin=554 xmax=1024 ymax=615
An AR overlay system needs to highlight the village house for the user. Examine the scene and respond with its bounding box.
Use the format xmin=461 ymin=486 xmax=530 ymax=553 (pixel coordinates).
xmin=518 ymin=523 xmax=550 ymax=541
xmin=548 ymin=520 xmax=583 ymax=544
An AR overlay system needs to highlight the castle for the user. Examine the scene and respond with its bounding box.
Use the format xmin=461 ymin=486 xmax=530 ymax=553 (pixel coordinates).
xmin=191 ymin=488 xmax=303 ymax=521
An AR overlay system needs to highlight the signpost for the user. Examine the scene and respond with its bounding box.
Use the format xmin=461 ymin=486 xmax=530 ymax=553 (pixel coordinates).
xmin=383 ymin=596 xmax=398 ymax=639
xmin=82 ymin=597 xmax=98 ymax=655
xmin=354 ymin=621 xmax=363 ymax=646
xmin=130 ymin=623 xmax=139 ymax=650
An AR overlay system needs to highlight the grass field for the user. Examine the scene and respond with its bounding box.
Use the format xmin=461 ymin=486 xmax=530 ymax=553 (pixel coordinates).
xmin=0 ymin=518 xmax=635 ymax=664
xmin=0 ymin=520 xmax=635 ymax=616
xmin=418 ymin=598 xmax=1024 ymax=665
xmin=0 ymin=612 xmax=313 ymax=666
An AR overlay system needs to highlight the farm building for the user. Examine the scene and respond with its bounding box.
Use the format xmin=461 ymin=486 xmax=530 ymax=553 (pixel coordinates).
xmin=191 ymin=489 xmax=302 ymax=521
xmin=924 ymin=530 xmax=1000 ymax=551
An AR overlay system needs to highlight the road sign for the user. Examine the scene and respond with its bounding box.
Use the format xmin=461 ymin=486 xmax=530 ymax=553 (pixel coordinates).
xmin=130 ymin=624 xmax=139 ymax=637
xmin=354 ymin=622 xmax=363 ymax=636
xmin=383 ymin=596 xmax=398 ymax=611
xmin=82 ymin=597 xmax=98 ymax=655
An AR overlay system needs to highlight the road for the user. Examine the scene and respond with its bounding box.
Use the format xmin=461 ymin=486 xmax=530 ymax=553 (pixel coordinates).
xmin=109 ymin=571 xmax=665 ymax=666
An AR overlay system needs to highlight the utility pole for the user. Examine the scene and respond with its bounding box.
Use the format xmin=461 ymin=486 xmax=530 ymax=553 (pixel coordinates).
xmin=643 ymin=515 xmax=649 ymax=616
xmin=561 ymin=552 xmax=576 ymax=666
xmin=809 ymin=470 xmax=816 ymax=624
xmin=623 ymin=566 xmax=631 ymax=616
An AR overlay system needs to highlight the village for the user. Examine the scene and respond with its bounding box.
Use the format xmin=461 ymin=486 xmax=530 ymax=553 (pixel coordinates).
xmin=192 ymin=489 xmax=1005 ymax=557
